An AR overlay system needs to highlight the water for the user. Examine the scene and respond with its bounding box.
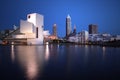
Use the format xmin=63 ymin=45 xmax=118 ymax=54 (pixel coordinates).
xmin=0 ymin=44 xmax=120 ymax=80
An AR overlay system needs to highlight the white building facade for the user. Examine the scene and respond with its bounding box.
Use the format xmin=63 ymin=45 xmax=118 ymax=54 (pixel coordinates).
xmin=13 ymin=13 xmax=44 ymax=45
xmin=68 ymin=30 xmax=89 ymax=43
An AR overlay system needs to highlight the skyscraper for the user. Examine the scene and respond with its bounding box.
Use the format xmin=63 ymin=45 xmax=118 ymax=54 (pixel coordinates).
xmin=66 ymin=14 xmax=72 ymax=37
xmin=89 ymin=24 xmax=98 ymax=34
xmin=73 ymin=25 xmax=76 ymax=34
xmin=53 ymin=24 xmax=57 ymax=36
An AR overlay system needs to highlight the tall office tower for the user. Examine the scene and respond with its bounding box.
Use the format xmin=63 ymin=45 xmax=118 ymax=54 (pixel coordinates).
xmin=73 ymin=25 xmax=76 ymax=34
xmin=66 ymin=14 xmax=72 ymax=37
xmin=53 ymin=24 xmax=57 ymax=36
xmin=89 ymin=24 xmax=98 ymax=34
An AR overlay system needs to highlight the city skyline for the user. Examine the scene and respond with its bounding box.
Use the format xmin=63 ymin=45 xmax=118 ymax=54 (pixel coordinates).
xmin=0 ymin=0 xmax=120 ymax=37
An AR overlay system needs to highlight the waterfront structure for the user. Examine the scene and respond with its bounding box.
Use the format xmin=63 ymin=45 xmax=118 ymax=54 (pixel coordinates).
xmin=88 ymin=34 xmax=102 ymax=42
xmin=43 ymin=31 xmax=50 ymax=38
xmin=79 ymin=30 xmax=89 ymax=43
xmin=116 ymin=35 xmax=120 ymax=40
xmin=68 ymin=35 xmax=79 ymax=43
xmin=88 ymin=33 xmax=113 ymax=42
xmin=27 ymin=13 xmax=44 ymax=44
xmin=89 ymin=24 xmax=98 ymax=34
xmin=43 ymin=30 xmax=50 ymax=43
xmin=13 ymin=13 xmax=44 ymax=45
xmin=66 ymin=14 xmax=72 ymax=37
xmin=68 ymin=30 xmax=89 ymax=43
xmin=48 ymin=35 xmax=58 ymax=40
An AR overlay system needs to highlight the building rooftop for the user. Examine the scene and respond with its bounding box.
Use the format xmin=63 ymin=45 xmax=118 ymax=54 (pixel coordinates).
xmin=67 ymin=14 xmax=71 ymax=19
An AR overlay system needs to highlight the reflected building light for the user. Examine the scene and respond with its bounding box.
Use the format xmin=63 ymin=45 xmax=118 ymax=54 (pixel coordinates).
xmin=25 ymin=48 xmax=39 ymax=80
xmin=91 ymin=45 xmax=93 ymax=49
xmin=85 ymin=45 xmax=88 ymax=48
xmin=11 ymin=45 xmax=15 ymax=62
xmin=57 ymin=44 xmax=60 ymax=52
xmin=57 ymin=44 xmax=59 ymax=48
xmin=74 ymin=45 xmax=78 ymax=53
xmin=50 ymin=44 xmax=53 ymax=51
xmin=102 ymin=47 xmax=106 ymax=53
xmin=85 ymin=45 xmax=88 ymax=54
xmin=102 ymin=46 xmax=106 ymax=57
xmin=45 ymin=45 xmax=50 ymax=61
xmin=102 ymin=46 xmax=106 ymax=61
xmin=16 ymin=46 xmax=43 ymax=80
xmin=75 ymin=45 xmax=78 ymax=47
xmin=84 ymin=45 xmax=88 ymax=64
xmin=26 ymin=61 xmax=38 ymax=80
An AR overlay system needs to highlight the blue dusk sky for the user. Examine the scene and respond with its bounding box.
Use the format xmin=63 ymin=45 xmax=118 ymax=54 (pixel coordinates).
xmin=0 ymin=0 xmax=120 ymax=37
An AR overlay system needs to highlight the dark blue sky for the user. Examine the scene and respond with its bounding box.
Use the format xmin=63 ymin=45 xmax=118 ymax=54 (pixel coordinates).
xmin=0 ymin=0 xmax=120 ymax=37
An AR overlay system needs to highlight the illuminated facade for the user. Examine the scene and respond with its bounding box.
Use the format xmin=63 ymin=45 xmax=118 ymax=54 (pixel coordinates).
xmin=26 ymin=13 xmax=44 ymax=45
xmin=66 ymin=14 xmax=72 ymax=37
xmin=13 ymin=13 xmax=44 ymax=45
xmin=80 ymin=30 xmax=89 ymax=43
xmin=53 ymin=24 xmax=57 ymax=37
xmin=68 ymin=30 xmax=89 ymax=43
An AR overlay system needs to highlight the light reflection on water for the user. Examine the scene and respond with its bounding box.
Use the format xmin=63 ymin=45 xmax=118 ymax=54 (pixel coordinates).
xmin=11 ymin=45 xmax=15 ymax=63
xmin=102 ymin=46 xmax=106 ymax=60
xmin=15 ymin=46 xmax=45 ymax=80
xmin=7 ymin=44 xmax=120 ymax=80
xmin=84 ymin=45 xmax=89 ymax=64
xmin=45 ymin=44 xmax=50 ymax=61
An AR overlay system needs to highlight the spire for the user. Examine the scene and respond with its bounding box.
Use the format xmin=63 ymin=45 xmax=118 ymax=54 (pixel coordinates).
xmin=73 ymin=24 xmax=76 ymax=34
xmin=74 ymin=24 xmax=76 ymax=30
xmin=67 ymin=14 xmax=71 ymax=19
xmin=53 ymin=24 xmax=57 ymax=27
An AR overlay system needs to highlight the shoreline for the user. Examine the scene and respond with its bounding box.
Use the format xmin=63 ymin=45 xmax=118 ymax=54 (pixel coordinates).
xmin=0 ymin=41 xmax=120 ymax=47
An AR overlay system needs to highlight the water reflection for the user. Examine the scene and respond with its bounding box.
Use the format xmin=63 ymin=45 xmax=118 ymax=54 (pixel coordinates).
xmin=11 ymin=45 xmax=15 ymax=62
xmin=16 ymin=46 xmax=44 ymax=80
xmin=57 ymin=44 xmax=59 ymax=48
xmin=84 ymin=45 xmax=89 ymax=64
xmin=102 ymin=46 xmax=106 ymax=60
xmin=2 ymin=44 xmax=120 ymax=80
xmin=45 ymin=44 xmax=50 ymax=61
xmin=85 ymin=45 xmax=89 ymax=54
